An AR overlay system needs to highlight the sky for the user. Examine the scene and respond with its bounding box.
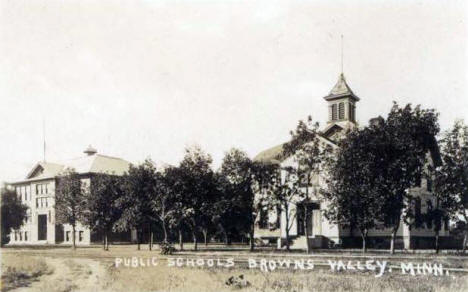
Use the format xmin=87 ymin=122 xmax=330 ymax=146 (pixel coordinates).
xmin=0 ymin=0 xmax=467 ymax=182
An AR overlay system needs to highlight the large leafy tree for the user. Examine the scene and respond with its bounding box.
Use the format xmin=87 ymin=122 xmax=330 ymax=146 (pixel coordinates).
xmin=177 ymin=146 xmax=216 ymax=250
xmin=163 ymin=165 xmax=189 ymax=250
xmin=322 ymin=127 xmax=382 ymax=253
xmin=1 ymin=188 xmax=28 ymax=245
xmin=250 ymin=161 xmax=279 ymax=251
xmin=373 ymin=103 xmax=439 ymax=254
xmin=215 ymin=148 xmax=255 ymax=246
xmin=434 ymin=120 xmax=468 ymax=252
xmin=151 ymin=167 xmax=176 ymax=244
xmin=55 ymin=169 xmax=87 ymax=249
xmin=82 ymin=173 xmax=124 ymax=250
xmin=283 ymin=116 xmax=331 ymax=253
xmin=260 ymin=165 xmax=304 ymax=251
xmin=115 ymin=160 xmax=157 ymax=250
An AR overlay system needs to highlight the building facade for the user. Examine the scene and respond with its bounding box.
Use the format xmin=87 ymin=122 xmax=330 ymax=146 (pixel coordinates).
xmin=253 ymin=73 xmax=451 ymax=250
xmin=7 ymin=146 xmax=134 ymax=245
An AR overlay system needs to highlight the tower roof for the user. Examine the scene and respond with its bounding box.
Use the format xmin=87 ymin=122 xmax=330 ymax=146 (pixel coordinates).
xmin=323 ymin=73 xmax=360 ymax=101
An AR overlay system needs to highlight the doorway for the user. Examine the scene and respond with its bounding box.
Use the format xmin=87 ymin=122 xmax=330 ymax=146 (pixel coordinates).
xmin=38 ymin=214 xmax=47 ymax=240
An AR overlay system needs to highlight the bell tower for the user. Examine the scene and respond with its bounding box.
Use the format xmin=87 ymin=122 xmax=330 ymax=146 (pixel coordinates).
xmin=323 ymin=73 xmax=359 ymax=128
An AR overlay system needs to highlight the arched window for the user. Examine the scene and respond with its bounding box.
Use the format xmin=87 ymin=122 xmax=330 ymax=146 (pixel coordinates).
xmin=338 ymin=102 xmax=345 ymax=119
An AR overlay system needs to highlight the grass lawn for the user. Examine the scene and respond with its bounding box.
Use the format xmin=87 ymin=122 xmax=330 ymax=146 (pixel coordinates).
xmin=1 ymin=245 xmax=468 ymax=292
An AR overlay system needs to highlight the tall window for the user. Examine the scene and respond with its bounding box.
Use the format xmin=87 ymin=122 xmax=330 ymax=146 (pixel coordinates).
xmin=338 ymin=102 xmax=345 ymax=120
xmin=349 ymin=104 xmax=355 ymax=122
xmin=258 ymin=209 xmax=268 ymax=229
xmin=331 ymin=104 xmax=337 ymax=120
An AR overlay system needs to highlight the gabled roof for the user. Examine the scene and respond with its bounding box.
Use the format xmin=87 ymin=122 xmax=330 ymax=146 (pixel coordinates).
xmin=63 ymin=154 xmax=130 ymax=175
xmin=26 ymin=162 xmax=65 ymax=180
xmin=253 ymin=143 xmax=285 ymax=164
xmin=323 ymin=73 xmax=360 ymax=101
xmin=13 ymin=154 xmax=130 ymax=184
xmin=253 ymin=133 xmax=338 ymax=165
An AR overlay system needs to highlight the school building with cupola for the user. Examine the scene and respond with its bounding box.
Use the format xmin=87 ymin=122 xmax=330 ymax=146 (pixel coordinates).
xmin=6 ymin=146 xmax=135 ymax=245
xmin=253 ymin=73 xmax=453 ymax=250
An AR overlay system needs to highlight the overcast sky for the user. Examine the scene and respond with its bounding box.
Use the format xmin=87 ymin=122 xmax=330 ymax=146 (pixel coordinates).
xmin=0 ymin=0 xmax=467 ymax=182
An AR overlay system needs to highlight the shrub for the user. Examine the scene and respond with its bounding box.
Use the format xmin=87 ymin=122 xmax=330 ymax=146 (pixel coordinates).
xmin=160 ymin=242 xmax=176 ymax=255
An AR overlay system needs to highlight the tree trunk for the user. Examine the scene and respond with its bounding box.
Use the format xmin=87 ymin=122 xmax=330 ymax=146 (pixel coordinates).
xmin=390 ymin=225 xmax=399 ymax=255
xmin=249 ymin=220 xmax=255 ymax=252
xmin=463 ymin=232 xmax=467 ymax=254
xmin=104 ymin=232 xmax=109 ymax=251
xmin=178 ymin=228 xmax=184 ymax=250
xmin=202 ymin=229 xmax=208 ymax=246
xmin=435 ymin=229 xmax=440 ymax=254
xmin=390 ymin=230 xmax=395 ymax=255
xmin=285 ymin=207 xmax=290 ymax=251
xmin=249 ymin=224 xmax=255 ymax=252
xmin=304 ymin=203 xmax=310 ymax=254
xmin=148 ymin=224 xmax=153 ymax=251
xmin=137 ymin=230 xmax=141 ymax=251
xmin=361 ymin=230 xmax=368 ymax=253
xmin=223 ymin=230 xmax=228 ymax=245
xmin=162 ymin=222 xmax=168 ymax=243
xmin=192 ymin=231 xmax=198 ymax=251
xmin=72 ymin=224 xmax=76 ymax=250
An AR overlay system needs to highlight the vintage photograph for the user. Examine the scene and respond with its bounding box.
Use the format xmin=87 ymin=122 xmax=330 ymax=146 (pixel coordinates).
xmin=1 ymin=0 xmax=467 ymax=291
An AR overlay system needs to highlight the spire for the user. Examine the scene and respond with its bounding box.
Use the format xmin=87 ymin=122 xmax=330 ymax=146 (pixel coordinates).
xmin=323 ymin=73 xmax=359 ymax=101
xmin=43 ymin=117 xmax=46 ymax=162
xmin=341 ymin=34 xmax=344 ymax=74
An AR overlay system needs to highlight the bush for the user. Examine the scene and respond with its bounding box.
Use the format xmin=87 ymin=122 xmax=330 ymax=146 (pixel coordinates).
xmin=160 ymin=242 xmax=176 ymax=255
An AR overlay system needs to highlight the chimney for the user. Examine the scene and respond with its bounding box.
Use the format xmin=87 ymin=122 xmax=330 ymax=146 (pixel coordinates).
xmin=84 ymin=145 xmax=97 ymax=156
xmin=369 ymin=116 xmax=384 ymax=127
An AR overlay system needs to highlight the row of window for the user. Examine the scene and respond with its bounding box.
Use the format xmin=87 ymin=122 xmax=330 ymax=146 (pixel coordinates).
xmin=16 ymin=184 xmax=50 ymax=202
xmin=13 ymin=230 xmax=85 ymax=242
xmin=14 ymin=231 xmax=29 ymax=241
xmin=330 ymin=102 xmax=356 ymax=122
xmin=36 ymin=197 xmax=49 ymax=208
xmin=66 ymin=231 xmax=84 ymax=242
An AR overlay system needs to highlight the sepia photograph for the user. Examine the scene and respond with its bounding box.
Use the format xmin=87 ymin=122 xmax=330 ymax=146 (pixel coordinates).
xmin=0 ymin=0 xmax=467 ymax=291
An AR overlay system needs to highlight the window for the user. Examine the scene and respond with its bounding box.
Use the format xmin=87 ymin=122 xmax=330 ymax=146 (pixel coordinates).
xmin=338 ymin=102 xmax=345 ymax=119
xmin=427 ymin=178 xmax=433 ymax=192
xmin=66 ymin=231 xmax=70 ymax=242
xmin=331 ymin=104 xmax=337 ymax=120
xmin=24 ymin=231 xmax=28 ymax=241
xmin=258 ymin=209 xmax=268 ymax=229
xmin=19 ymin=232 xmax=23 ymax=241
xmin=415 ymin=198 xmax=422 ymax=228
xmin=36 ymin=198 xmax=39 ymax=208
xmin=14 ymin=231 xmax=17 ymax=241
xmin=276 ymin=207 xmax=281 ymax=229
xmin=79 ymin=231 xmax=84 ymax=242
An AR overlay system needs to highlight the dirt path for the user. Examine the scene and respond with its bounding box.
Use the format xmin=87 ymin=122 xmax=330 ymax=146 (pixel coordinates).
xmin=12 ymin=257 xmax=109 ymax=292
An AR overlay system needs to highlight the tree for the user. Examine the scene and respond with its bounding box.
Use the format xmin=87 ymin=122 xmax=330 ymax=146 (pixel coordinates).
xmin=322 ymin=128 xmax=382 ymax=253
xmin=151 ymin=167 xmax=176 ymax=244
xmin=434 ymin=120 xmax=468 ymax=252
xmin=55 ymin=169 xmax=86 ymax=249
xmin=82 ymin=174 xmax=124 ymax=250
xmin=115 ymin=160 xmax=157 ymax=250
xmin=260 ymin=165 xmax=304 ymax=251
xmin=283 ymin=116 xmax=329 ymax=253
xmin=250 ymin=161 xmax=279 ymax=251
xmin=1 ymin=188 xmax=28 ymax=245
xmin=215 ymin=148 xmax=255 ymax=246
xmin=163 ymin=165 xmax=189 ymax=250
xmin=375 ymin=103 xmax=440 ymax=254
xmin=177 ymin=146 xmax=216 ymax=251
